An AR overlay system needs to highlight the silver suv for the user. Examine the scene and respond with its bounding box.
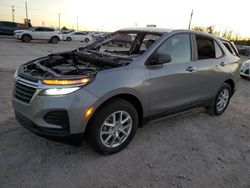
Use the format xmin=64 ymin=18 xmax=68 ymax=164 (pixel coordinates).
xmin=14 ymin=27 xmax=62 ymax=44
xmin=12 ymin=28 xmax=241 ymax=154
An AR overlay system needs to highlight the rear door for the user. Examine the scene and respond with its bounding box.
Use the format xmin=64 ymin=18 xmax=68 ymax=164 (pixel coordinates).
xmin=41 ymin=27 xmax=54 ymax=39
xmin=148 ymin=33 xmax=198 ymax=116
xmin=191 ymin=34 xmax=227 ymax=100
xmin=72 ymin=32 xmax=82 ymax=41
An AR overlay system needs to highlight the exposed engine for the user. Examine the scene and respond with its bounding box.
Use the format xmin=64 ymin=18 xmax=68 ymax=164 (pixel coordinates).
xmin=27 ymin=54 xmax=99 ymax=77
xmin=18 ymin=50 xmax=126 ymax=81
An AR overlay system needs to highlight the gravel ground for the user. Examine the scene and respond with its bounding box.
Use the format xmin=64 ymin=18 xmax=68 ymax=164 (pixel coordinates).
xmin=0 ymin=38 xmax=250 ymax=188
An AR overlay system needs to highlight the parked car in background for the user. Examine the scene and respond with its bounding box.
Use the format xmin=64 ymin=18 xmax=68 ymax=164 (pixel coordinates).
xmin=61 ymin=29 xmax=74 ymax=34
xmin=0 ymin=21 xmax=19 ymax=35
xmin=95 ymin=33 xmax=110 ymax=42
xmin=13 ymin=28 xmax=241 ymax=154
xmin=14 ymin=27 xmax=62 ymax=44
xmin=240 ymin=59 xmax=250 ymax=79
xmin=62 ymin=31 xmax=92 ymax=43
xmin=91 ymin=32 xmax=103 ymax=38
xmin=236 ymin=45 xmax=250 ymax=56
xmin=106 ymin=34 xmax=133 ymax=47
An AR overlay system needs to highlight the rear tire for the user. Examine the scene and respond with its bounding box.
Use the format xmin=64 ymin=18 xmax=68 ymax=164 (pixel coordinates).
xmin=50 ymin=37 xmax=59 ymax=44
xmin=86 ymin=98 xmax=138 ymax=155
xmin=207 ymin=83 xmax=232 ymax=116
xmin=21 ymin=35 xmax=31 ymax=43
xmin=85 ymin=38 xmax=90 ymax=43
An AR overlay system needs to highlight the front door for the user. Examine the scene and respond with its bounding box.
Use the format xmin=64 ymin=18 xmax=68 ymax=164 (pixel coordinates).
xmin=148 ymin=33 xmax=198 ymax=116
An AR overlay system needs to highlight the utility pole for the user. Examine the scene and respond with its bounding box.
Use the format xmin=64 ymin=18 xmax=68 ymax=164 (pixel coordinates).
xmin=58 ymin=13 xmax=61 ymax=29
xmin=188 ymin=9 xmax=193 ymax=30
xmin=11 ymin=5 xmax=15 ymax=22
xmin=76 ymin=16 xmax=79 ymax=31
xmin=25 ymin=1 xmax=28 ymax=28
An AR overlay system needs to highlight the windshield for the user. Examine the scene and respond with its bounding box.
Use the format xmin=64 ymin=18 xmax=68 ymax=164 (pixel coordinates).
xmin=28 ymin=27 xmax=35 ymax=31
xmin=82 ymin=31 xmax=162 ymax=58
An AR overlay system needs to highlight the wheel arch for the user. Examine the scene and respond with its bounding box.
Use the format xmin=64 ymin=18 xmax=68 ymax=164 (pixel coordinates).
xmin=86 ymin=93 xmax=144 ymax=132
xmin=224 ymin=79 xmax=235 ymax=95
xmin=50 ymin=35 xmax=60 ymax=41
xmin=21 ymin=33 xmax=32 ymax=40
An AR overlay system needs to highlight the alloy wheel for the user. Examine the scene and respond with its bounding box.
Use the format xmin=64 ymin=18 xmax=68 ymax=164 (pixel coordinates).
xmin=216 ymin=88 xmax=230 ymax=112
xmin=100 ymin=111 xmax=132 ymax=148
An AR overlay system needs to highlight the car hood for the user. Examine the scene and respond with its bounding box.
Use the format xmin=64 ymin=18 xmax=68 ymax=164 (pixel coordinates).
xmin=14 ymin=30 xmax=27 ymax=33
xmin=242 ymin=60 xmax=250 ymax=67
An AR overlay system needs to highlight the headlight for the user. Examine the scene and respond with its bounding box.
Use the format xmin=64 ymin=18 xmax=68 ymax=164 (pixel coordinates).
xmin=244 ymin=63 xmax=249 ymax=68
xmin=42 ymin=77 xmax=92 ymax=86
xmin=41 ymin=87 xmax=80 ymax=96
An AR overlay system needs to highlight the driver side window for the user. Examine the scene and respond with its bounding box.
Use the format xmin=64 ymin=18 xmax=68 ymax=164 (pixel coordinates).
xmin=157 ymin=34 xmax=191 ymax=64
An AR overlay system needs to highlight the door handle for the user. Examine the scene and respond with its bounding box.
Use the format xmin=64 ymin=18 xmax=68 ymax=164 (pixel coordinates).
xmin=220 ymin=62 xmax=226 ymax=66
xmin=186 ymin=66 xmax=197 ymax=72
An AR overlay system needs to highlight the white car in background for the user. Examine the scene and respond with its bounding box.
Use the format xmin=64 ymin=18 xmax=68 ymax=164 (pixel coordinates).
xmin=62 ymin=31 xmax=92 ymax=43
xmin=240 ymin=59 xmax=250 ymax=79
xmin=14 ymin=27 xmax=62 ymax=44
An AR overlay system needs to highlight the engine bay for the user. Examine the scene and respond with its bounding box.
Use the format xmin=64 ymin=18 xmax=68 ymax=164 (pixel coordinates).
xmin=18 ymin=50 xmax=130 ymax=80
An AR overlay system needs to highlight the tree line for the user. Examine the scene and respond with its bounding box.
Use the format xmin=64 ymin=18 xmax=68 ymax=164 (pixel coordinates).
xmin=192 ymin=26 xmax=250 ymax=46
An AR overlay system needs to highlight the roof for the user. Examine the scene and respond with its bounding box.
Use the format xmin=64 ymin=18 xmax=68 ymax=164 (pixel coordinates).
xmin=117 ymin=27 xmax=230 ymax=42
xmin=117 ymin=27 xmax=173 ymax=34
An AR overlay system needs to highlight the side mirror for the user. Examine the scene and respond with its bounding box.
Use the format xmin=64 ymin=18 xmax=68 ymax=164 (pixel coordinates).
xmin=148 ymin=53 xmax=172 ymax=65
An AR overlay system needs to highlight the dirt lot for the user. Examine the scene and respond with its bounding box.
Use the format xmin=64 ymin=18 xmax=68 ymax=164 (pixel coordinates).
xmin=0 ymin=38 xmax=250 ymax=188
xmin=0 ymin=37 xmax=86 ymax=70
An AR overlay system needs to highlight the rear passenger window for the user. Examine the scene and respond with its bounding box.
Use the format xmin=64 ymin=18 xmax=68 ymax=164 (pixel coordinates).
xmin=214 ymin=42 xmax=223 ymax=58
xmin=196 ymin=36 xmax=215 ymax=60
xmin=223 ymin=41 xmax=237 ymax=56
xmin=34 ymin=27 xmax=42 ymax=31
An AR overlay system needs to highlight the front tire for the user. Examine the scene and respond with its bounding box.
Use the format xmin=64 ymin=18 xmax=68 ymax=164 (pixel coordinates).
xmin=86 ymin=99 xmax=138 ymax=154
xmin=66 ymin=37 xmax=72 ymax=41
xmin=21 ymin=35 xmax=31 ymax=42
xmin=207 ymin=83 xmax=232 ymax=116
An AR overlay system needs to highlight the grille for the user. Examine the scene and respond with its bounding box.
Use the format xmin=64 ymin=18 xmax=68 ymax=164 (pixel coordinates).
xmin=44 ymin=110 xmax=69 ymax=130
xmin=14 ymin=82 xmax=36 ymax=103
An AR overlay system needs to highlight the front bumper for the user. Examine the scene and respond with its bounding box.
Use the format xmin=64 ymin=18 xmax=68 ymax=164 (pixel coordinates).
xmin=240 ymin=68 xmax=250 ymax=77
xmin=12 ymin=76 xmax=98 ymax=136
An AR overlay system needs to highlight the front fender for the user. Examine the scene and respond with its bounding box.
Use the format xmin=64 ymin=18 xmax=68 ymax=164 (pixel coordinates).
xmin=87 ymin=87 xmax=148 ymax=119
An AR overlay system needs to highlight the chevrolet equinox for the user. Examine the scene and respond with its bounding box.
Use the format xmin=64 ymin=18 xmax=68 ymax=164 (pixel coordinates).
xmin=13 ymin=28 xmax=241 ymax=154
